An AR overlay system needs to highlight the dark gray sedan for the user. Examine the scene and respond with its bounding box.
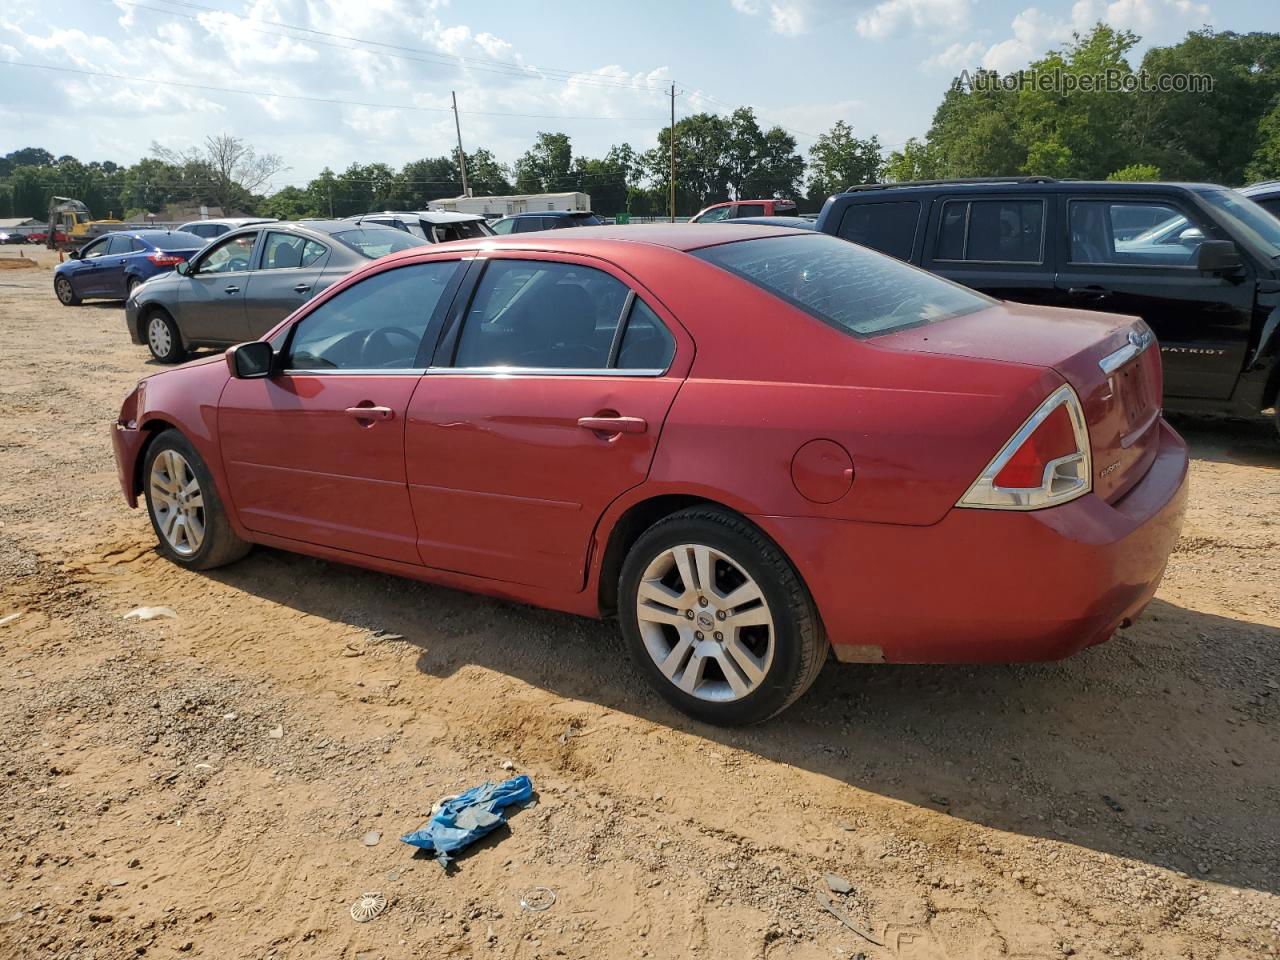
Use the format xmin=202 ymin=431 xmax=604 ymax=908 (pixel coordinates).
xmin=125 ymin=220 xmax=429 ymax=363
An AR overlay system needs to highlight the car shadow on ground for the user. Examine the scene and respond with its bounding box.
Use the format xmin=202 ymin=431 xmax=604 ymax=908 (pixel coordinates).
xmin=205 ymin=546 xmax=1280 ymax=898
xmin=1168 ymin=413 xmax=1279 ymax=468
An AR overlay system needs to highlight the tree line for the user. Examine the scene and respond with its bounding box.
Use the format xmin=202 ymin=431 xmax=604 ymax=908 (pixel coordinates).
xmin=1 ymin=25 xmax=1277 ymax=224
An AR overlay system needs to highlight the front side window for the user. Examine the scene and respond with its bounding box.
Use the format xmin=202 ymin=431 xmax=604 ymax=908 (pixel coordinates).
xmin=1069 ymin=200 xmax=1207 ymax=266
xmin=81 ymin=238 xmax=110 ymax=259
xmin=196 ymin=233 xmax=257 ymax=274
xmin=261 ymin=232 xmax=327 ymax=269
xmin=936 ymin=199 xmax=1044 ymax=263
xmin=286 ymin=261 xmax=459 ymax=370
xmin=695 ymin=206 xmax=732 ymax=223
xmin=490 ymin=218 xmax=515 ymax=235
xmin=838 ymin=201 xmax=921 ymax=260
xmin=454 ymin=260 xmax=631 ymax=369
xmin=695 ymin=233 xmax=995 ymax=338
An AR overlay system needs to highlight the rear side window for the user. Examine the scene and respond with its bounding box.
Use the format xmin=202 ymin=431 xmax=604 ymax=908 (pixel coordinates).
xmin=616 ymin=299 xmax=675 ymax=370
xmin=695 ymin=233 xmax=994 ymax=338
xmin=107 ymin=235 xmax=136 ymax=255
xmin=837 ymin=201 xmax=920 ymax=260
xmin=454 ymin=260 xmax=631 ymax=369
xmin=287 ymin=261 xmax=459 ymax=370
xmin=262 ymin=232 xmax=327 ymax=269
xmin=936 ymin=199 xmax=1045 ymax=263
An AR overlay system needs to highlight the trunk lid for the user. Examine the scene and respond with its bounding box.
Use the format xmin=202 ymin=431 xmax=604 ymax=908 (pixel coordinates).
xmin=875 ymin=302 xmax=1163 ymax=503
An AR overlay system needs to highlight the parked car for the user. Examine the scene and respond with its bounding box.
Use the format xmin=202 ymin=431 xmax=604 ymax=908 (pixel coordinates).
xmin=27 ymin=229 xmax=70 ymax=246
xmin=343 ymin=211 xmax=494 ymax=243
xmin=54 ymin=230 xmax=205 ymax=305
xmin=489 ymin=211 xmax=604 ymax=234
xmin=125 ymin=220 xmax=429 ymax=363
xmin=813 ymin=177 xmax=1280 ymax=429
xmin=1238 ymin=180 xmax=1280 ymax=220
xmin=111 ymin=223 xmax=1188 ymax=725
xmin=691 ymin=199 xmax=799 ymax=223
xmin=177 ymin=217 xmax=277 ymax=241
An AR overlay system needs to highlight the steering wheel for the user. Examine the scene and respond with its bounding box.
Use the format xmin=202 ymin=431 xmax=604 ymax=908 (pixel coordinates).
xmin=360 ymin=326 xmax=420 ymax=366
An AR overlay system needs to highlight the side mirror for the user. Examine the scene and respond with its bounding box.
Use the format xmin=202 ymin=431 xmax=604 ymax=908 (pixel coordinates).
xmin=68 ymin=249 xmax=82 ymax=260
xmin=225 ymin=341 xmax=274 ymax=379
xmin=174 ymin=261 xmax=190 ymax=276
xmin=1196 ymin=239 xmax=1243 ymax=275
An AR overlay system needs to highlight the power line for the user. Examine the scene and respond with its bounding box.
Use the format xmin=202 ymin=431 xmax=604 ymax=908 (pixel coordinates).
xmin=0 ymin=60 xmax=666 ymax=123
xmin=106 ymin=0 xmax=670 ymax=95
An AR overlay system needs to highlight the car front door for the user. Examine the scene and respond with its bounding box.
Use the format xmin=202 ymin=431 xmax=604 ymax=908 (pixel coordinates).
xmin=70 ymin=237 xmax=112 ymax=295
xmin=178 ymin=231 xmax=260 ymax=344
xmin=218 ymin=258 xmax=465 ymax=563
xmin=240 ymin=231 xmax=332 ymax=337
xmin=922 ymin=195 xmax=1057 ymax=304
xmin=102 ymin=234 xmax=139 ymax=297
xmin=1054 ymin=195 xmax=1253 ymax=400
xmin=405 ymin=253 xmax=691 ymax=591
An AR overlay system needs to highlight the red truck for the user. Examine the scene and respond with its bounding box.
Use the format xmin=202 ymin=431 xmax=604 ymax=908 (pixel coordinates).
xmin=690 ymin=199 xmax=798 ymax=222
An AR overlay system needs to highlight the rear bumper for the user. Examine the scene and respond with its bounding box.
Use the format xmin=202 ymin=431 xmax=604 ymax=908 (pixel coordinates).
xmin=754 ymin=419 xmax=1189 ymax=664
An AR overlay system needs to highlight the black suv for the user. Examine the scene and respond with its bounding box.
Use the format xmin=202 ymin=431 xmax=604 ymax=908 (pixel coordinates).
xmin=814 ymin=177 xmax=1280 ymax=426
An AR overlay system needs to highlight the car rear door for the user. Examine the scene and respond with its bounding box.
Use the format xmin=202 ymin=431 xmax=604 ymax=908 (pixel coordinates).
xmin=100 ymin=235 xmax=138 ymax=297
xmin=1053 ymin=193 xmax=1253 ymax=400
xmin=921 ymin=193 xmax=1058 ymax=304
xmin=218 ymin=258 xmax=466 ymax=563
xmin=178 ymin=230 xmax=260 ymax=344
xmin=240 ymin=231 xmax=333 ymax=338
xmin=405 ymin=252 xmax=691 ymax=591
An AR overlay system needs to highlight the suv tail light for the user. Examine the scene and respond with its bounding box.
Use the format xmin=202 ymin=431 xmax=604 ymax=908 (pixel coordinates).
xmin=958 ymin=384 xmax=1092 ymax=510
xmin=147 ymin=253 xmax=185 ymax=266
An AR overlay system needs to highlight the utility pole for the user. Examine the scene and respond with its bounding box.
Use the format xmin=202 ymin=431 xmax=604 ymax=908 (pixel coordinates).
xmin=669 ymin=83 xmax=676 ymax=222
xmin=452 ymin=91 xmax=471 ymax=198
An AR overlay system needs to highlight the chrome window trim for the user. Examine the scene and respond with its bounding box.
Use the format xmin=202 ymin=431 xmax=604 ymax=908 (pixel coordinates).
xmin=426 ymin=366 xmax=668 ymax=377
xmin=280 ymin=367 xmax=427 ymax=376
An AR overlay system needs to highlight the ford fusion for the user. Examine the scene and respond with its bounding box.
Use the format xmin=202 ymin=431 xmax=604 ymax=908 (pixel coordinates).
xmin=110 ymin=224 xmax=1188 ymax=724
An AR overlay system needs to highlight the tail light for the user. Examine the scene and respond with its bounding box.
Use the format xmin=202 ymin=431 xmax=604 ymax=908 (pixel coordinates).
xmin=958 ymin=384 xmax=1091 ymax=510
xmin=147 ymin=253 xmax=185 ymax=266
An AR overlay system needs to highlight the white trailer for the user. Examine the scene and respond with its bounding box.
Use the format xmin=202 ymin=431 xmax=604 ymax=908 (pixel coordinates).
xmin=427 ymin=192 xmax=591 ymax=217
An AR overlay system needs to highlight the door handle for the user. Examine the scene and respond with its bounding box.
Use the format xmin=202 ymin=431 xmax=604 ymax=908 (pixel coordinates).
xmin=293 ymin=283 xmax=312 ymax=293
xmin=345 ymin=405 xmax=394 ymax=422
xmin=1068 ymin=285 xmax=1110 ymax=297
xmin=578 ymin=415 xmax=647 ymax=435
xmin=224 ymin=285 xmax=240 ymax=294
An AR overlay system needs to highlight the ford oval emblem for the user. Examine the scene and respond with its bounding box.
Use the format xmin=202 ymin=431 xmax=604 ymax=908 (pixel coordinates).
xmin=1128 ymin=329 xmax=1153 ymax=350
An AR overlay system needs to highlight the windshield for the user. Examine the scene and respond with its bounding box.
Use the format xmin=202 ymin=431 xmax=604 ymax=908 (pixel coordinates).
xmin=1203 ymin=189 xmax=1280 ymax=260
xmin=333 ymin=227 xmax=431 ymax=259
xmin=694 ymin=233 xmax=995 ymax=338
xmin=152 ymin=231 xmax=205 ymax=250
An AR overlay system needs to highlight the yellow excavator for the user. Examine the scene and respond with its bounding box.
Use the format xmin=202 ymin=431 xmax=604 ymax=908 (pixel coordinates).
xmin=45 ymin=196 xmax=123 ymax=249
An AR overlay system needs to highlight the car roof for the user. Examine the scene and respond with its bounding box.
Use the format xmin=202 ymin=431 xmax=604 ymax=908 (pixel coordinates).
xmin=349 ymin=210 xmax=487 ymax=224
xmin=105 ymin=229 xmax=202 ymax=240
xmin=252 ymin=219 xmax=391 ymax=236
xmin=1239 ymin=181 xmax=1280 ymax=198
xmin=378 ymin=223 xmax=801 ymax=262
xmin=837 ymin=179 xmax=1231 ymax=197
xmin=179 ymin=217 xmax=275 ymax=226
xmin=511 ymin=210 xmax=596 ymax=218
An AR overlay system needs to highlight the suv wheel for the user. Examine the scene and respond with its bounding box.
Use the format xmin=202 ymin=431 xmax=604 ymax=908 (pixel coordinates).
xmin=618 ymin=507 xmax=827 ymax=725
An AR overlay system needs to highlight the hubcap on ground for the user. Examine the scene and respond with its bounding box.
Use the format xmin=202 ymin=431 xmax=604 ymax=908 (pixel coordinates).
xmin=148 ymin=317 xmax=171 ymax=357
xmin=149 ymin=449 xmax=204 ymax=556
xmin=635 ymin=543 xmax=774 ymax=702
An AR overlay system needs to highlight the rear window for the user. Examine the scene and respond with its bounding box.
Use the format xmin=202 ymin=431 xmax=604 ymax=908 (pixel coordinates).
xmin=694 ymin=233 xmax=994 ymax=338
xmin=332 ymin=227 xmax=431 ymax=259
xmin=567 ymin=213 xmax=603 ymax=226
xmin=153 ymin=231 xmax=206 ymax=250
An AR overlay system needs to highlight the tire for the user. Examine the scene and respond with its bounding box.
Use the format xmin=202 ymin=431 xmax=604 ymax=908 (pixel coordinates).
xmin=54 ymin=274 xmax=80 ymax=306
xmin=126 ymin=276 xmax=141 ymax=299
xmin=142 ymin=429 xmax=251 ymax=570
xmin=618 ymin=507 xmax=827 ymax=725
xmin=144 ymin=308 xmax=187 ymax=364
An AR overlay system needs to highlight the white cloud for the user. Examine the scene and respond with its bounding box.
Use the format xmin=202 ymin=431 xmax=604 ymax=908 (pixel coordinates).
xmin=924 ymin=40 xmax=985 ymax=71
xmin=727 ymin=0 xmax=810 ymax=36
xmin=855 ymin=0 xmax=972 ymax=39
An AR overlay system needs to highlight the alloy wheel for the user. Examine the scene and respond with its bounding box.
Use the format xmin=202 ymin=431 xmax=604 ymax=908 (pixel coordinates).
xmin=149 ymin=449 xmax=205 ymax=556
xmin=148 ymin=316 xmax=172 ymax=358
xmin=634 ymin=543 xmax=774 ymax=702
xmin=56 ymin=277 xmax=73 ymax=304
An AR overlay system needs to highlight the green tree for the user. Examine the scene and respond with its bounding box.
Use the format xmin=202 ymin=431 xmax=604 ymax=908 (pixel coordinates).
xmin=1245 ymin=102 xmax=1280 ymax=182
xmin=514 ymin=132 xmax=574 ymax=193
xmin=806 ymin=121 xmax=882 ymax=203
xmin=882 ymin=137 xmax=940 ymax=182
xmin=1107 ymin=164 xmax=1162 ymax=181
xmin=464 ymin=148 xmax=512 ymax=196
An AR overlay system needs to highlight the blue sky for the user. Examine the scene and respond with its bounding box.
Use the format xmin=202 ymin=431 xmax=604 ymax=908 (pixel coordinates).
xmin=0 ymin=0 xmax=1271 ymax=191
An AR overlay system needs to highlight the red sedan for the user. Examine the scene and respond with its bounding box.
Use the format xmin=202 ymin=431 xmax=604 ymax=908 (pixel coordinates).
xmin=110 ymin=225 xmax=1188 ymax=724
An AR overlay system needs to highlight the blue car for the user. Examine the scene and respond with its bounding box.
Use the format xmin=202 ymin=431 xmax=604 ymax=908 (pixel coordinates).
xmin=54 ymin=230 xmax=205 ymax=306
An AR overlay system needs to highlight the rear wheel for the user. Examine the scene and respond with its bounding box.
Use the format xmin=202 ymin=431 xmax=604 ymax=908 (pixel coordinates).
xmin=54 ymin=275 xmax=80 ymax=306
xmin=143 ymin=430 xmax=250 ymax=570
xmin=126 ymin=276 xmax=141 ymax=299
xmin=618 ymin=507 xmax=826 ymax=725
xmin=145 ymin=309 xmax=187 ymax=364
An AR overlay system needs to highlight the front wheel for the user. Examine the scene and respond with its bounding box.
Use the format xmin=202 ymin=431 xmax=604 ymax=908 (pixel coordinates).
xmin=54 ymin=274 xmax=80 ymax=306
xmin=143 ymin=430 xmax=250 ymax=570
xmin=145 ymin=309 xmax=187 ymax=364
xmin=618 ymin=507 xmax=827 ymax=725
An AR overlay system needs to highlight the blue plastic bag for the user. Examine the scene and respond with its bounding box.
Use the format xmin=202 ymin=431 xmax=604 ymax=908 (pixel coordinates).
xmin=401 ymin=775 xmax=533 ymax=868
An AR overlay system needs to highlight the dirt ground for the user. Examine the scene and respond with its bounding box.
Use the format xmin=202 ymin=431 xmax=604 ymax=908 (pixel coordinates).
xmin=1 ymin=247 xmax=1278 ymax=960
